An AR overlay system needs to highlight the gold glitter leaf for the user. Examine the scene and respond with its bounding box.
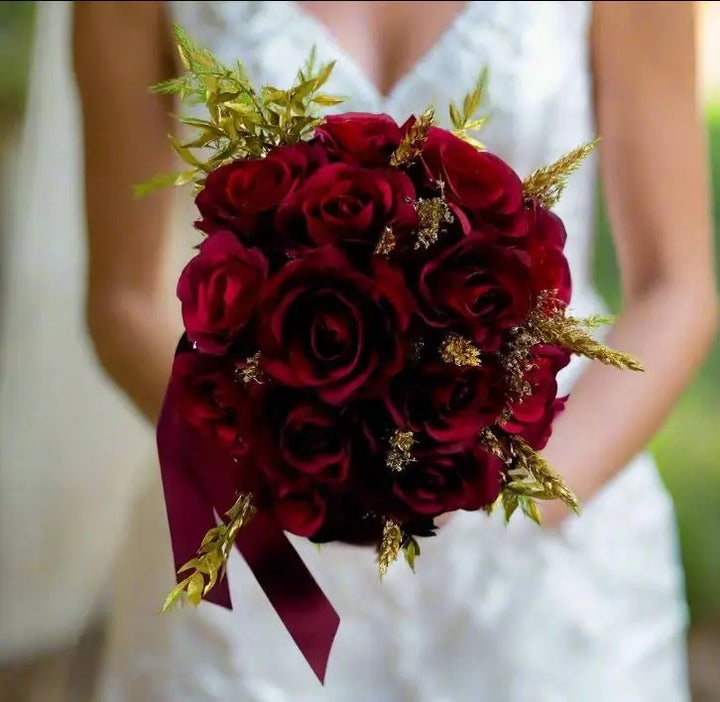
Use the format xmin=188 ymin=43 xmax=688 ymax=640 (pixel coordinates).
xmin=402 ymin=536 xmax=420 ymax=573
xmin=378 ymin=519 xmax=402 ymax=577
xmin=390 ymin=107 xmax=435 ymax=167
xmin=241 ymin=352 xmax=265 ymax=385
xmin=161 ymin=576 xmax=194 ymax=613
xmin=504 ymin=480 xmax=555 ymax=499
xmin=186 ymin=572 xmax=205 ymax=606
xmin=518 ymin=495 xmax=543 ymax=526
xmin=501 ymin=491 xmax=519 ymax=524
xmin=449 ymin=68 xmax=490 ymax=148
xmin=374 ymin=227 xmax=396 ymax=256
xmin=414 ymin=196 xmax=454 ymax=249
xmin=522 ymin=139 xmax=600 ymax=209
xmin=312 ymin=94 xmax=346 ymax=107
xmin=161 ymin=493 xmax=256 ymax=613
xmin=482 ymin=494 xmax=502 ymax=516
xmin=440 ymin=333 xmax=482 ymax=367
xmin=386 ymin=429 xmax=415 ymax=472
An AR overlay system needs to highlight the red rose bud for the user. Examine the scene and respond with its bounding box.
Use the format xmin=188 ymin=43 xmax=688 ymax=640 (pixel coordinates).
xmin=392 ymin=440 xmax=503 ymax=518
xmin=275 ymin=162 xmax=416 ymax=250
xmin=417 ymin=234 xmax=532 ymax=350
xmin=504 ymin=344 xmax=572 ymax=450
xmin=195 ymin=142 xmax=328 ymax=236
xmin=314 ymin=113 xmax=402 ymax=167
xmin=177 ymin=231 xmax=268 ymax=354
xmin=258 ymin=247 xmax=414 ymax=405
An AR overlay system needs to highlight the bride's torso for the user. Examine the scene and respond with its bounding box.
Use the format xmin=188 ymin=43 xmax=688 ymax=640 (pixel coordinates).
xmin=168 ymin=0 xmax=600 ymax=394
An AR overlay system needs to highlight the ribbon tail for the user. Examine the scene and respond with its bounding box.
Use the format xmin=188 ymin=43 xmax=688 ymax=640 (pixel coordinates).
xmin=236 ymin=514 xmax=340 ymax=684
xmin=157 ymin=384 xmax=232 ymax=609
xmin=158 ymin=340 xmax=339 ymax=680
xmin=186 ymin=428 xmax=340 ymax=683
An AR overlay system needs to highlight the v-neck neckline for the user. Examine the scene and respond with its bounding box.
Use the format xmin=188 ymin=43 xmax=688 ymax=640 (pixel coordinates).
xmin=278 ymin=1 xmax=476 ymax=107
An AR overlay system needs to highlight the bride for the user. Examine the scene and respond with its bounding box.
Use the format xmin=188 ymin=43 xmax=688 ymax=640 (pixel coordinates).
xmin=69 ymin=2 xmax=716 ymax=700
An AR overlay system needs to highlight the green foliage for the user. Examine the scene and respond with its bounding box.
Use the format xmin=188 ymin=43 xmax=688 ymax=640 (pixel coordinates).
xmin=0 ymin=1 xmax=35 ymax=122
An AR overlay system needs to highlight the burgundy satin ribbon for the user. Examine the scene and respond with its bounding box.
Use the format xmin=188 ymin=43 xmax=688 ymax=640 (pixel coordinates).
xmin=157 ymin=380 xmax=340 ymax=684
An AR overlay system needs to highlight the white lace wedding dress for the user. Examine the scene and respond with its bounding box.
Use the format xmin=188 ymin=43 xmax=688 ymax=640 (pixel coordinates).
xmin=95 ymin=2 xmax=691 ymax=700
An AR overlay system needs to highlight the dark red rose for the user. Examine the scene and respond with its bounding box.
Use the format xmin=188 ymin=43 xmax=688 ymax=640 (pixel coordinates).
xmin=275 ymin=163 xmax=416 ymax=249
xmin=272 ymin=483 xmax=327 ymax=537
xmin=314 ymin=113 xmax=402 ymax=167
xmin=171 ymin=350 xmax=249 ymax=450
xmin=392 ymin=441 xmax=503 ymax=518
xmin=503 ymin=344 xmax=571 ymax=450
xmin=421 ymin=127 xmax=526 ymax=237
xmin=177 ymin=231 xmax=267 ymax=354
xmin=417 ymin=234 xmax=532 ymax=350
xmin=258 ymin=247 xmax=414 ymax=405
xmin=195 ymin=142 xmax=327 ymax=236
xmin=386 ymin=360 xmax=505 ymax=446
xmin=525 ymin=200 xmax=572 ymax=305
xmin=256 ymin=392 xmax=353 ymax=486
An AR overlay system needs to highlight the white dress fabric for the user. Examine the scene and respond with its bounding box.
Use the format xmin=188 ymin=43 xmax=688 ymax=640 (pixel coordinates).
xmin=96 ymin=2 xmax=691 ymax=701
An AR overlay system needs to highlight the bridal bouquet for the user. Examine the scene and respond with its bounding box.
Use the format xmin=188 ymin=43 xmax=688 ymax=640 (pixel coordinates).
xmin=143 ymin=27 xmax=642 ymax=681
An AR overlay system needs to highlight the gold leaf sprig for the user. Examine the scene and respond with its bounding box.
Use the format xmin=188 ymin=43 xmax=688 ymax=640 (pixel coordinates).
xmin=378 ymin=519 xmax=402 ymax=577
xmin=506 ymin=436 xmax=580 ymax=514
xmin=449 ymin=68 xmax=490 ymax=149
xmin=522 ymin=139 xmax=600 ymax=210
xmin=135 ymin=26 xmax=344 ymax=197
xmin=390 ymin=107 xmax=435 ymax=167
xmin=480 ymin=427 xmax=579 ymax=524
xmin=498 ymin=292 xmax=642 ymax=414
xmin=530 ymin=308 xmax=644 ymax=372
xmin=386 ymin=429 xmax=415 ymax=473
xmin=440 ymin=333 xmax=482 ymax=367
xmin=161 ymin=493 xmax=256 ymax=612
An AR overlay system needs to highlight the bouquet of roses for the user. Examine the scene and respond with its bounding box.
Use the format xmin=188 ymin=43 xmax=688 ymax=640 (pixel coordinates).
xmin=142 ymin=27 xmax=642 ymax=682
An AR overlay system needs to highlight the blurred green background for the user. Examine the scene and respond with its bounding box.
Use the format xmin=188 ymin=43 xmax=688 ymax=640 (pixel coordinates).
xmin=0 ymin=0 xmax=718 ymax=677
xmin=0 ymin=2 xmax=33 ymax=129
